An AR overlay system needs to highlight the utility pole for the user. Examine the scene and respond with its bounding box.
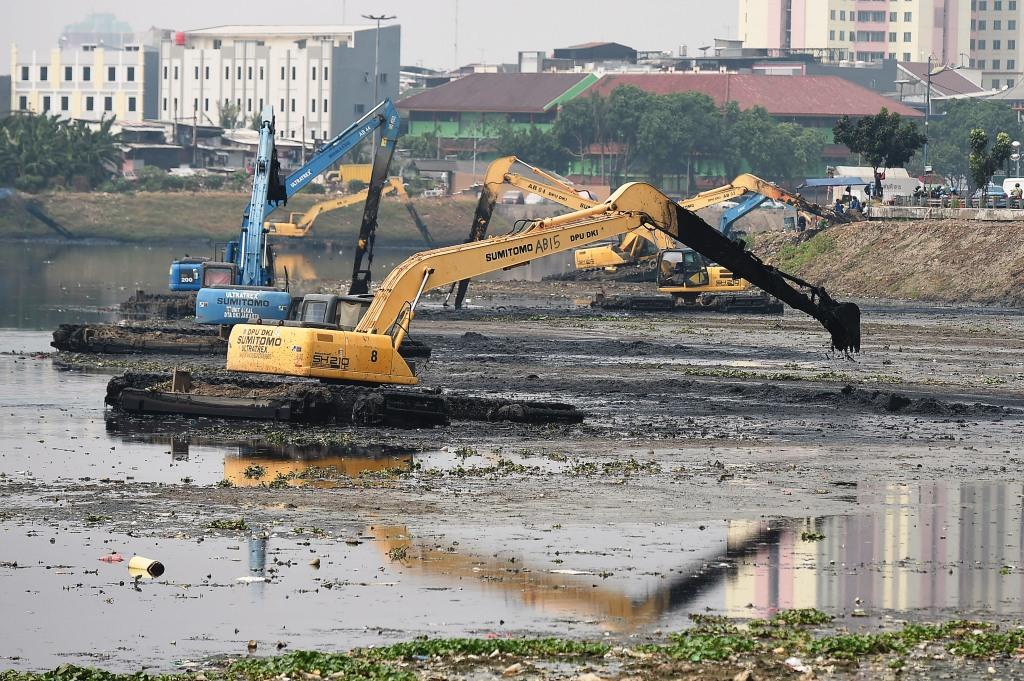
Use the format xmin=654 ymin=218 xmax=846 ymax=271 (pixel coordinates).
xmin=362 ymin=13 xmax=396 ymax=106
xmin=193 ymin=106 xmax=199 ymax=167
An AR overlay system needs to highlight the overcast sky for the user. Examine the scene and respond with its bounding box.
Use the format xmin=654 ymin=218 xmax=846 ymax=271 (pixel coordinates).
xmin=2 ymin=0 xmax=737 ymax=71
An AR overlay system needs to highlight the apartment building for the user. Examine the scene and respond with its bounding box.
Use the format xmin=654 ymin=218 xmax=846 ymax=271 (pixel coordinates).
xmin=970 ymin=0 xmax=1023 ymax=89
xmin=159 ymin=24 xmax=399 ymax=141
xmin=10 ymin=43 xmax=159 ymax=121
xmin=738 ymin=0 xmax=971 ymax=64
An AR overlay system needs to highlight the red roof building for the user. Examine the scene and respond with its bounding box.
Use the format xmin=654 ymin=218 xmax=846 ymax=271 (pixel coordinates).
xmin=590 ymin=73 xmax=922 ymax=126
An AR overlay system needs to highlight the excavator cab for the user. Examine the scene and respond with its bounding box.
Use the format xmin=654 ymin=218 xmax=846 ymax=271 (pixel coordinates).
xmin=657 ymin=249 xmax=710 ymax=288
xmin=290 ymin=293 xmax=374 ymax=330
xmin=202 ymin=263 xmax=237 ymax=287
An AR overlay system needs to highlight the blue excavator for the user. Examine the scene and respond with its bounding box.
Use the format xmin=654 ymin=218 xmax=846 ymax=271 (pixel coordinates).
xmin=176 ymin=99 xmax=400 ymax=325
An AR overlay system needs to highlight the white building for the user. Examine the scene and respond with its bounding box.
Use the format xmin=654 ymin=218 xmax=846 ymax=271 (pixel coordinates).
xmin=10 ymin=43 xmax=158 ymax=121
xmin=159 ymin=24 xmax=400 ymax=142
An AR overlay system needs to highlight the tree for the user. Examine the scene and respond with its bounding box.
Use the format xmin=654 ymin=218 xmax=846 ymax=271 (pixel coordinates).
xmin=926 ymin=99 xmax=1020 ymax=191
xmin=218 ymin=101 xmax=242 ymax=129
xmin=494 ymin=126 xmax=570 ymax=172
xmin=553 ymin=94 xmax=607 ymax=176
xmin=404 ymin=132 xmax=439 ymax=159
xmin=637 ymin=92 xmax=719 ymax=192
xmin=833 ymin=108 xmax=926 ymax=196
xmin=968 ymin=129 xmax=1013 ymax=205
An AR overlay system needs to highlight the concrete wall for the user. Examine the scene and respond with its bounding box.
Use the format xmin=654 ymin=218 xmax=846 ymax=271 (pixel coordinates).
xmin=330 ymin=24 xmax=400 ymax=133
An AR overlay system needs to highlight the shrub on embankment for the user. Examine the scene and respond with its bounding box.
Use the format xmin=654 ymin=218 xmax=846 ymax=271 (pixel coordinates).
xmin=754 ymin=219 xmax=1024 ymax=306
xmin=0 ymin=191 xmax=494 ymax=244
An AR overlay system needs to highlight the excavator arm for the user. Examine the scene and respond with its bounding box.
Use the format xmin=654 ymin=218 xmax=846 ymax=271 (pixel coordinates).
xmin=226 ymin=183 xmax=859 ymax=385
xmin=390 ymin=179 xmax=434 ymax=247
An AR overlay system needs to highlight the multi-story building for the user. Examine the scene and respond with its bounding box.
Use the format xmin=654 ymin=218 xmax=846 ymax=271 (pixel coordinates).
xmin=158 ymin=24 xmax=399 ymax=141
xmin=738 ymin=0 xmax=972 ymax=65
xmin=11 ymin=43 xmax=158 ymax=121
xmin=970 ymin=0 xmax=1023 ymax=89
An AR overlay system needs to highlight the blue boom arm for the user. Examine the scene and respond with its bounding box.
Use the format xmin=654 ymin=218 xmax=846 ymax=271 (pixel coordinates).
xmin=238 ymin=107 xmax=282 ymax=287
xmin=719 ymin=193 xmax=768 ymax=238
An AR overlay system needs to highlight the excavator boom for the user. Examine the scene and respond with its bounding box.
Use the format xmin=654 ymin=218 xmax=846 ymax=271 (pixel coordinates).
xmin=226 ymin=183 xmax=859 ymax=386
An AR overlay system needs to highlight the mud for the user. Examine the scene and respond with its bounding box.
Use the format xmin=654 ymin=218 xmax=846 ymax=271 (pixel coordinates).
xmin=3 ymin=279 xmax=1024 ymax=677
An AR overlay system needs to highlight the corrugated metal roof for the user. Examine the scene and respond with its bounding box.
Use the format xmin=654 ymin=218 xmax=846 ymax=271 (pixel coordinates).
xmin=899 ymin=62 xmax=984 ymax=97
xmin=398 ymin=73 xmax=593 ymax=113
xmin=591 ymin=73 xmax=923 ymax=118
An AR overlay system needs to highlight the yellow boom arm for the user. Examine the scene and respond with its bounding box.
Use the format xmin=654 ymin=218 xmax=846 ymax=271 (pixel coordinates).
xmin=227 ymin=183 xmax=861 ymax=385
xmin=266 ymin=182 xmax=397 ymax=238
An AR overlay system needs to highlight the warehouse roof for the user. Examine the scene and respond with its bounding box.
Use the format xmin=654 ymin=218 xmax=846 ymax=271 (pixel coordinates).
xmin=590 ymin=73 xmax=922 ymax=118
xmin=399 ymin=73 xmax=595 ymax=113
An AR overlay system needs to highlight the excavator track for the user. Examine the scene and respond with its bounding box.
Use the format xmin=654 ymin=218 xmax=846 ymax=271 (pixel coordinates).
xmin=118 ymin=290 xmax=197 ymax=320
xmin=105 ymin=370 xmax=584 ymax=428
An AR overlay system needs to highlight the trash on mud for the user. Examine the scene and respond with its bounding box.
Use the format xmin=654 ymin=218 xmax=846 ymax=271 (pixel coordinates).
xmin=127 ymin=555 xmax=164 ymax=577
xmin=98 ymin=553 xmax=124 ymax=563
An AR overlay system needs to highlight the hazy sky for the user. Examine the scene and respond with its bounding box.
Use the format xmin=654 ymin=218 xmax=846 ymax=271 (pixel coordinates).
xmin=2 ymin=0 xmax=737 ymax=71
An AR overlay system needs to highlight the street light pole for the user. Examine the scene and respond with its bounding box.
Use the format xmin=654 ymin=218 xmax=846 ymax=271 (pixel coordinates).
xmin=924 ymin=55 xmax=932 ymax=170
xmin=362 ymin=13 xmax=396 ymax=106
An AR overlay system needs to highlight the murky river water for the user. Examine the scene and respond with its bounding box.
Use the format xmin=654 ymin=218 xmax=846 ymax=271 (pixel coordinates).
xmin=2 ymin=245 xmax=1024 ymax=671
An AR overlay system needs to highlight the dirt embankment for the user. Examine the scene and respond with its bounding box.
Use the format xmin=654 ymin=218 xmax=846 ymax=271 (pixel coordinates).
xmin=754 ymin=219 xmax=1024 ymax=306
xmin=0 ymin=191 xmax=492 ymax=244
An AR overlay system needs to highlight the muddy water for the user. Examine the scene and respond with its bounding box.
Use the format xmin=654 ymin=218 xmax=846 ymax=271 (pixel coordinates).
xmin=0 ymin=243 xmax=574 ymax=328
xmin=3 ymin=480 xmax=1024 ymax=671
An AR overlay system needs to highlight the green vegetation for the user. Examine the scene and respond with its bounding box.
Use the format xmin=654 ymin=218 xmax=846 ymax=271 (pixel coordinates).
xmin=6 ymin=615 xmax=1024 ymax=680
xmin=833 ymin=108 xmax=926 ymax=197
xmin=0 ymin=113 xmax=121 ymax=192
xmin=777 ymin=234 xmax=836 ymax=271
xmin=969 ymin=129 xmax=1013 ymax=204
xmin=208 ymin=518 xmax=247 ymax=531
xmin=926 ymin=99 xmax=1022 ymax=191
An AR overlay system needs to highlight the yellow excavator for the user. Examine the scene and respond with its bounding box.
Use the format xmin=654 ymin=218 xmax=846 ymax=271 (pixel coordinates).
xmin=266 ymin=177 xmax=433 ymax=245
xmin=574 ymin=174 xmax=841 ymax=272
xmin=446 ymin=155 xmax=598 ymax=308
xmin=225 ymin=182 xmax=860 ymax=386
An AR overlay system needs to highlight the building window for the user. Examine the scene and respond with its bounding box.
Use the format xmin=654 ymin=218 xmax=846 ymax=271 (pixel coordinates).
xmin=64 ymin=66 xmax=72 ymax=80
xmin=127 ymin=66 xmax=135 ymax=81
xmin=979 ymin=0 xmax=987 ymax=8
xmin=247 ymin=66 xmax=253 ymax=79
xmin=996 ymin=0 xmax=1003 ymax=8
xmin=890 ymin=32 xmax=897 ymax=42
xmin=291 ymin=98 xmax=296 ymax=112
xmin=979 ymin=20 xmax=987 ymax=30
xmin=840 ymin=10 xmax=846 ymax=19
xmin=995 ymin=60 xmax=1002 ymax=69
xmin=994 ymin=20 xmax=1002 ymax=30
xmin=903 ymin=52 xmax=911 ymax=61
xmin=204 ymin=66 xmax=210 ymax=79
xmin=993 ymin=79 xmax=1001 ymax=88
xmin=18 ymin=95 xmax=27 ymax=110
xmin=39 ymin=66 xmax=48 ymax=81
xmin=889 ymin=11 xmax=897 ymax=21
xmin=194 ymin=66 xmax=199 ymax=79
xmin=980 ymin=39 xmax=987 ymax=49
xmin=60 ymin=96 xmax=68 ymax=110
xmin=83 ymin=66 xmax=91 ymax=81
xmin=904 ymin=32 xmax=912 ymax=42
xmin=904 ymin=11 xmax=912 ymax=21
xmin=1011 ymin=1 xmax=1018 ymax=9
xmin=225 ymin=66 xmax=230 ymax=79
xmin=204 ymin=98 xmax=209 ymax=111
xmin=830 ymin=30 xmax=836 ymax=40
xmin=291 ymin=66 xmax=296 ymax=79
xmin=995 ymin=40 xmax=1002 ymax=49
xmin=193 ymin=98 xmax=198 ymax=112
xmin=840 ymin=30 xmax=846 ymax=40
xmin=108 ymin=66 xmax=116 ymax=81
xmin=237 ymin=66 xmax=242 ymax=79
xmin=20 ymin=66 xmax=28 ymax=80
xmin=104 ymin=96 xmax=112 ymax=111
xmin=979 ymin=59 xmax=987 ymax=68
xmin=971 ymin=38 xmax=977 ymax=50
xmin=42 ymin=96 xmax=50 ymax=112
xmin=311 ymin=99 xmax=316 ymax=112
xmin=281 ymin=66 xmax=286 ymax=79
xmin=128 ymin=97 xmax=136 ymax=112
xmin=323 ymin=98 xmax=328 ymax=112
xmin=312 ymin=66 xmax=317 ymax=80
xmin=354 ymin=103 xmax=365 ymax=115
xmin=380 ymin=73 xmax=388 ymax=83
xmin=279 ymin=98 xmax=285 ymax=110
xmin=1009 ymin=39 xmax=1016 ymax=50
xmin=87 ymin=96 xmax=95 ymax=111
xmin=1009 ymin=59 xmax=1017 ymax=69
xmin=174 ymin=65 xmax=179 ymax=80
xmin=1009 ymin=79 xmax=1015 ymax=88
xmin=258 ymin=98 xmax=264 ymax=110
xmin=247 ymin=98 xmax=252 ymax=112
xmin=163 ymin=65 xmax=168 ymax=79
xmin=1010 ymin=21 xmax=1018 ymax=30
xmin=259 ymin=66 xmax=264 ymax=80
xmin=830 ymin=9 xmax=836 ymax=19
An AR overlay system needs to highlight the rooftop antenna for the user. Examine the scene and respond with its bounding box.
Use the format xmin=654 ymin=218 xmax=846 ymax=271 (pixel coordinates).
xmin=453 ymin=0 xmax=459 ymax=69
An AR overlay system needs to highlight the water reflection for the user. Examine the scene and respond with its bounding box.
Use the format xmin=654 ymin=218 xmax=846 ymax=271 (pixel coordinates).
xmin=727 ymin=481 xmax=1024 ymax=617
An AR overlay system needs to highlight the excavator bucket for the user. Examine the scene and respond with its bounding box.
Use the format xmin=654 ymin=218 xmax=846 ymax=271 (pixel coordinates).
xmin=827 ymin=301 xmax=861 ymax=354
